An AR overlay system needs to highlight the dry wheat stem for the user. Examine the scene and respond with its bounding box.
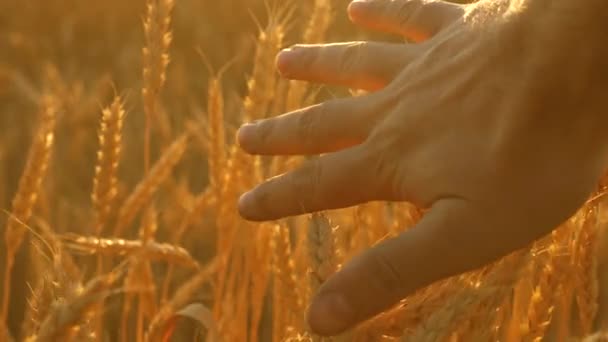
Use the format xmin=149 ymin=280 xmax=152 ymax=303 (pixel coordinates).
xmin=121 ymin=205 xmax=159 ymax=342
xmin=250 ymin=225 xmax=274 ymax=342
xmin=160 ymin=190 xmax=212 ymax=303
xmin=145 ymin=259 xmax=217 ymax=341
xmin=575 ymin=207 xmax=601 ymax=335
xmin=113 ymin=133 xmax=188 ymax=236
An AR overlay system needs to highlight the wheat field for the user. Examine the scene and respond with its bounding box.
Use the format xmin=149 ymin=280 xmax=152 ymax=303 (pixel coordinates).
xmin=0 ymin=0 xmax=607 ymax=341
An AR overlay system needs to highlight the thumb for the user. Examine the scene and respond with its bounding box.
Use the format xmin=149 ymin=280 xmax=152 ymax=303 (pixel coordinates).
xmin=306 ymin=199 xmax=522 ymax=336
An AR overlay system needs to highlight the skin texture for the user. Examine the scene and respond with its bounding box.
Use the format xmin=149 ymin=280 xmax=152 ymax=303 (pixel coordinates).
xmin=237 ymin=0 xmax=608 ymax=336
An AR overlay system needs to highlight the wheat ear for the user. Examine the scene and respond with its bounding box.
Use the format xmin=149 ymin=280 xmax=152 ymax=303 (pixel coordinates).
xmin=142 ymin=0 xmax=174 ymax=171
xmin=2 ymin=94 xmax=56 ymax=329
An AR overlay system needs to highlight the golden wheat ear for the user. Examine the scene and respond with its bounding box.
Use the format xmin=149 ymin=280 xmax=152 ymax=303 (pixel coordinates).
xmin=33 ymin=259 xmax=129 ymax=341
xmin=142 ymin=0 xmax=175 ymax=172
xmin=243 ymin=1 xmax=291 ymax=123
xmin=92 ymin=95 xmax=125 ymax=237
xmin=271 ymin=223 xmax=303 ymax=341
xmin=285 ymin=0 xmax=333 ymax=113
xmin=2 ymin=94 xmax=57 ymax=331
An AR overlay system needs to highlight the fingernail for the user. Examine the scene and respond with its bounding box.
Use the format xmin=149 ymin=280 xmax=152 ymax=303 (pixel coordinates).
xmin=237 ymin=191 xmax=255 ymax=219
xmin=307 ymin=293 xmax=355 ymax=335
xmin=276 ymin=48 xmax=300 ymax=76
xmin=236 ymin=122 xmax=256 ymax=147
xmin=350 ymin=0 xmax=373 ymax=6
xmin=348 ymin=0 xmax=374 ymax=17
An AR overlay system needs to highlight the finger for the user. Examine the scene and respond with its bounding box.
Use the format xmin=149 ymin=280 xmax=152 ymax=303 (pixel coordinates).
xmin=307 ymin=199 xmax=526 ymax=336
xmin=238 ymin=145 xmax=379 ymax=221
xmin=237 ymin=94 xmax=383 ymax=155
xmin=348 ymin=0 xmax=465 ymax=42
xmin=276 ymin=42 xmax=415 ymax=91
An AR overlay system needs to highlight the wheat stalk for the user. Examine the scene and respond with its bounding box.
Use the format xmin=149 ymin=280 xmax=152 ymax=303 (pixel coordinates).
xmin=113 ymin=133 xmax=188 ymax=236
xmin=160 ymin=190 xmax=212 ymax=302
xmin=271 ymin=224 xmax=303 ymax=340
xmin=145 ymin=259 xmax=217 ymax=341
xmin=575 ymin=206 xmax=601 ymax=336
xmin=206 ymin=73 xmax=227 ymax=196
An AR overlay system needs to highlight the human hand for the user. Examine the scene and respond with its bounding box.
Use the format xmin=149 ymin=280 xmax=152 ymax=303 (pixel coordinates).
xmin=237 ymin=0 xmax=608 ymax=336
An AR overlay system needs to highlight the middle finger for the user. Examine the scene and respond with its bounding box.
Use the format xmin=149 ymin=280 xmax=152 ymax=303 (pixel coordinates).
xmin=237 ymin=93 xmax=387 ymax=155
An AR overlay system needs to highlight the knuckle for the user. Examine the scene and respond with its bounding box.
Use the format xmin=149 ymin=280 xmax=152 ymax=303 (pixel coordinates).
xmin=364 ymin=139 xmax=404 ymax=200
xmin=296 ymin=104 xmax=325 ymax=148
xmin=289 ymin=158 xmax=323 ymax=213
